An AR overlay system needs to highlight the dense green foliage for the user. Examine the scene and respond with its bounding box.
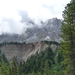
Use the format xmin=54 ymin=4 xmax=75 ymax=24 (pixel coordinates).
xmin=0 ymin=42 xmax=26 ymax=47
xmin=0 ymin=50 xmax=10 ymax=75
xmin=60 ymin=0 xmax=75 ymax=75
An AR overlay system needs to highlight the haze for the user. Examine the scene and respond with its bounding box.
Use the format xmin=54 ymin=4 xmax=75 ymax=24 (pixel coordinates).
xmin=0 ymin=0 xmax=70 ymax=35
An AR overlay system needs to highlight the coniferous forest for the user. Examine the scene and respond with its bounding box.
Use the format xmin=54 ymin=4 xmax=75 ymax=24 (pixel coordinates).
xmin=0 ymin=0 xmax=75 ymax=75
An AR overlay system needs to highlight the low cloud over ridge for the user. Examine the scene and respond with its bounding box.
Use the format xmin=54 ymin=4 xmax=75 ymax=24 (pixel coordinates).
xmin=0 ymin=0 xmax=70 ymax=35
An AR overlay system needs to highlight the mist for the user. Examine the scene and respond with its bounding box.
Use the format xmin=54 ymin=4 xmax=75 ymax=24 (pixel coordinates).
xmin=0 ymin=0 xmax=70 ymax=35
xmin=0 ymin=11 xmax=35 ymax=35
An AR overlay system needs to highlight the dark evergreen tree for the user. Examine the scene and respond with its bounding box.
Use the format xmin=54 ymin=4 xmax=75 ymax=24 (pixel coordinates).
xmin=60 ymin=0 xmax=75 ymax=75
xmin=43 ymin=60 xmax=50 ymax=75
xmin=0 ymin=62 xmax=10 ymax=75
xmin=10 ymin=56 xmax=19 ymax=75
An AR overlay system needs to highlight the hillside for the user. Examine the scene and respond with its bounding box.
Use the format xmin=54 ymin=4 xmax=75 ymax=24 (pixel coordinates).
xmin=0 ymin=42 xmax=62 ymax=75
xmin=0 ymin=41 xmax=59 ymax=62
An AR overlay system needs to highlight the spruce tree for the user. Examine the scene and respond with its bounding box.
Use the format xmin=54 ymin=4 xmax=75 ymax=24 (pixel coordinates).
xmin=0 ymin=62 xmax=10 ymax=75
xmin=43 ymin=60 xmax=50 ymax=75
xmin=10 ymin=56 xmax=19 ymax=75
xmin=60 ymin=0 xmax=75 ymax=75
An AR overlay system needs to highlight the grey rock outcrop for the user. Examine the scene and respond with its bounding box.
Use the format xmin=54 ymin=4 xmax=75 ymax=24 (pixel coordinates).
xmin=0 ymin=18 xmax=61 ymax=43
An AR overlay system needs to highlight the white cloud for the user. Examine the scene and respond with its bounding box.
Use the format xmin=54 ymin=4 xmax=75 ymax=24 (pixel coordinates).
xmin=0 ymin=0 xmax=70 ymax=35
xmin=0 ymin=0 xmax=70 ymax=20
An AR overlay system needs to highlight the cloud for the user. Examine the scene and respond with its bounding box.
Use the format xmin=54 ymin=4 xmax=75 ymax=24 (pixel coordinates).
xmin=0 ymin=18 xmax=25 ymax=35
xmin=0 ymin=0 xmax=70 ymax=20
xmin=0 ymin=0 xmax=70 ymax=35
xmin=18 ymin=10 xmax=31 ymax=23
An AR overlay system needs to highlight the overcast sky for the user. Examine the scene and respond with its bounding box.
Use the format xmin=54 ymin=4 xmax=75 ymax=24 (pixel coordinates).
xmin=0 ymin=0 xmax=70 ymax=35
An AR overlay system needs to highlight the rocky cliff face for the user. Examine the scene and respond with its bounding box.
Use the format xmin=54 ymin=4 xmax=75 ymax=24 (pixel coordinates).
xmin=0 ymin=42 xmax=49 ymax=61
xmin=0 ymin=42 xmax=58 ymax=62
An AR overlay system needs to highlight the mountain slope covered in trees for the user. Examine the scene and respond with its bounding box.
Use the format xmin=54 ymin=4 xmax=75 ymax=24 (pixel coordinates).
xmin=0 ymin=41 xmax=64 ymax=75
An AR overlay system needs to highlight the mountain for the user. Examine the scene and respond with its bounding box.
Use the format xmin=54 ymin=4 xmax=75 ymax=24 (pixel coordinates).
xmin=0 ymin=18 xmax=61 ymax=62
xmin=0 ymin=18 xmax=61 ymax=43
xmin=0 ymin=41 xmax=61 ymax=75
xmin=0 ymin=41 xmax=59 ymax=62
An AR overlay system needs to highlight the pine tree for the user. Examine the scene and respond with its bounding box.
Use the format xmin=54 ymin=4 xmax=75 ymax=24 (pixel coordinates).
xmin=10 ymin=56 xmax=19 ymax=75
xmin=60 ymin=0 xmax=75 ymax=75
xmin=0 ymin=62 xmax=10 ymax=75
xmin=43 ymin=60 xmax=50 ymax=75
